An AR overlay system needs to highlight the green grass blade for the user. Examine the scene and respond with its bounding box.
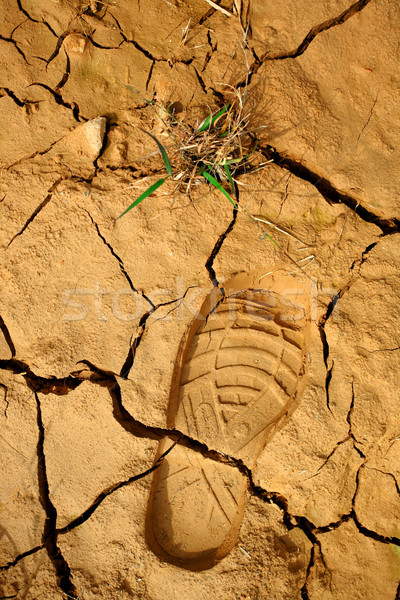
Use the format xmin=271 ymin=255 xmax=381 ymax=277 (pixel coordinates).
xmin=210 ymin=103 xmax=229 ymax=127
xmin=202 ymin=170 xmax=238 ymax=209
xmin=124 ymin=85 xmax=154 ymax=105
xmin=222 ymin=157 xmax=242 ymax=165
xmin=140 ymin=129 xmax=173 ymax=175
xmin=224 ymin=164 xmax=235 ymax=192
xmin=197 ymin=104 xmax=230 ymax=133
xmin=260 ymin=230 xmax=280 ymax=248
xmin=197 ymin=109 xmax=212 ymax=133
xmin=116 ymin=178 xmax=165 ymax=219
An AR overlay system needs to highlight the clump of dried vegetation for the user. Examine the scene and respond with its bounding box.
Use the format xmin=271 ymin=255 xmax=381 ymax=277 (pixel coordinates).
xmin=116 ymin=85 xmax=313 ymax=270
xmin=117 ymin=86 xmax=270 ymax=218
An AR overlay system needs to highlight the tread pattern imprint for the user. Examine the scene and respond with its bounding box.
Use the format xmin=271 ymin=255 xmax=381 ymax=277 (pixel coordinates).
xmin=146 ymin=269 xmax=311 ymax=570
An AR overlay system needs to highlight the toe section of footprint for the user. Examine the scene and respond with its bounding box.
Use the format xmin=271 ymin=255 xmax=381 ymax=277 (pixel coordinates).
xmin=147 ymin=269 xmax=310 ymax=569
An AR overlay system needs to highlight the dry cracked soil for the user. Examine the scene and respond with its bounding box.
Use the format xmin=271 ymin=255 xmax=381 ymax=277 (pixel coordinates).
xmin=1 ymin=0 xmax=400 ymax=598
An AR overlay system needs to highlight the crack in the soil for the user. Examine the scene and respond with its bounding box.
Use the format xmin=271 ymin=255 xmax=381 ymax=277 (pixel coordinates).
xmin=202 ymin=31 xmax=217 ymax=72
xmin=57 ymin=441 xmax=177 ymax=536
xmin=145 ymin=59 xmax=155 ymax=91
xmin=28 ymin=82 xmax=85 ymax=122
xmin=16 ymin=0 xmax=58 ymax=37
xmin=356 ymin=95 xmax=378 ymax=145
xmin=84 ymin=209 xmax=155 ymax=308
xmin=0 ymin=316 xmax=16 ymax=358
xmin=118 ymin=310 xmax=152 ymax=378
xmin=118 ymin=285 xmax=198 ymax=378
xmin=46 ymin=26 xmax=123 ymax=71
xmin=317 ymin=241 xmax=377 ymax=414
xmin=4 ymin=135 xmax=66 ymax=170
xmin=353 ymin=508 xmax=400 ymax=546
xmin=198 ymin=7 xmax=215 ymax=26
xmin=368 ymin=467 xmax=400 ymax=497
xmin=0 ymin=359 xmax=82 ymax=395
xmin=295 ymin=504 xmax=400 ymax=554
xmin=109 ymin=12 xmax=194 ymax=67
xmin=0 ymin=34 xmax=30 ymax=65
xmin=300 ymin=545 xmax=314 ymax=600
xmin=324 ymin=360 xmax=334 ymax=414
xmin=347 ymin=382 xmax=365 ymax=458
xmin=44 ymin=30 xmax=70 ymax=67
xmin=359 ymin=345 xmax=400 ymax=354
xmin=324 ymin=242 xmax=377 ymax=321
xmin=311 ymin=453 xmax=400 ymax=548
xmin=35 ymin=392 xmax=78 ymax=598
xmin=123 ymin=321 xmax=156 ymax=380
xmin=237 ymin=0 xmax=374 ymax=87
xmin=247 ymin=478 xmax=329 ymax=575
xmin=16 ymin=0 xmax=39 ymax=24
xmin=258 ymin=144 xmax=399 ymax=234
xmin=0 ymin=88 xmax=37 ymax=109
xmin=5 ymin=177 xmax=64 ymax=249
xmin=152 ymin=286 xmax=200 ymax=323
xmin=95 ymin=164 xmax=163 ymax=180
xmin=88 ymin=36 xmax=124 ymax=51
xmin=55 ymin=52 xmax=70 ymax=91
xmin=0 ymin=382 xmax=9 ymax=417
xmin=83 ymin=210 xmax=202 ymax=379
xmin=277 ymin=172 xmax=292 ymax=218
xmin=205 ymin=197 xmax=238 ymax=287
xmin=0 ymin=545 xmax=44 ymax=571
xmin=194 ymin=67 xmax=208 ymax=94
xmin=262 ymin=0 xmax=373 ymax=61
xmin=309 ymin=381 xmax=365 ymax=481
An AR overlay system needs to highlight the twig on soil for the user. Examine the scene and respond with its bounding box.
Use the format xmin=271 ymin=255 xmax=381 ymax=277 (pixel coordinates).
xmin=203 ymin=0 xmax=234 ymax=17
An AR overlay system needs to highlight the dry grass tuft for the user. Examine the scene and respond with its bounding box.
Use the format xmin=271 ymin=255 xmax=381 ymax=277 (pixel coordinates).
xmin=117 ymin=85 xmax=270 ymax=218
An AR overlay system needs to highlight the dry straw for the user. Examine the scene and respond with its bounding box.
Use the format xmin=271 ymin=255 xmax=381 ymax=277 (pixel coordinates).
xmin=116 ymin=86 xmax=312 ymax=269
xmin=117 ymin=85 xmax=270 ymax=219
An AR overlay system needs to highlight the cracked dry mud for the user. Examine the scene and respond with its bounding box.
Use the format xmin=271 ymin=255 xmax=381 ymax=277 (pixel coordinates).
xmin=0 ymin=0 xmax=399 ymax=598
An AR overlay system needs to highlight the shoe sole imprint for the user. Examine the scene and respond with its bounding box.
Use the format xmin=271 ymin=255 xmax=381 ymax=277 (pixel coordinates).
xmin=146 ymin=269 xmax=310 ymax=570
